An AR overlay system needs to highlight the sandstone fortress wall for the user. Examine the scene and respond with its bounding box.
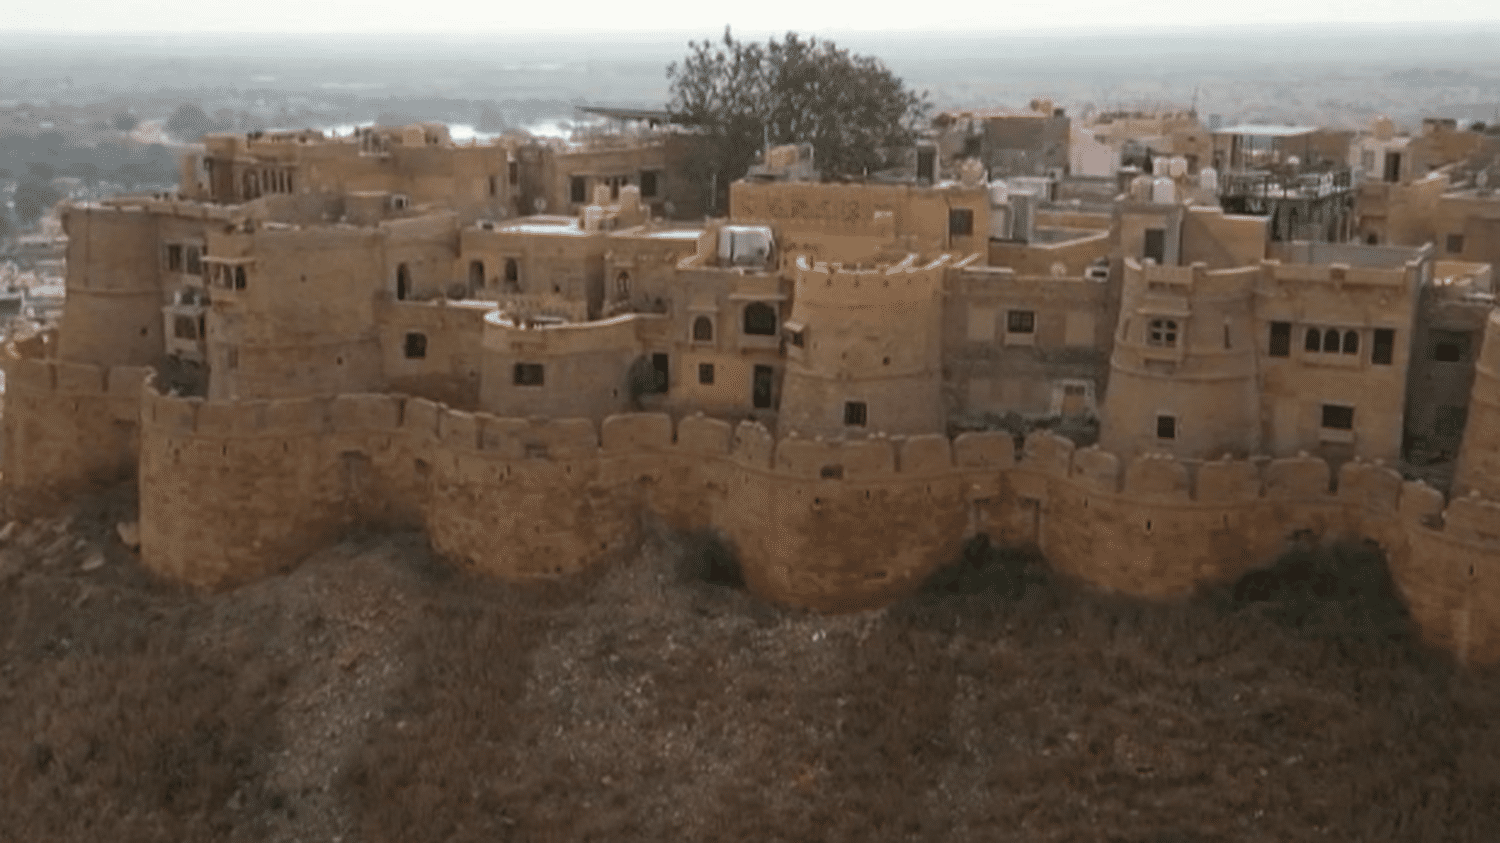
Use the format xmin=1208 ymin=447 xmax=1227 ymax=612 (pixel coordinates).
xmin=125 ymin=377 xmax=1498 ymax=662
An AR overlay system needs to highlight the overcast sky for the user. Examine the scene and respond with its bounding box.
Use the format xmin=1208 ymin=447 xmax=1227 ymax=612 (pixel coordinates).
xmin=7 ymin=0 xmax=1500 ymax=34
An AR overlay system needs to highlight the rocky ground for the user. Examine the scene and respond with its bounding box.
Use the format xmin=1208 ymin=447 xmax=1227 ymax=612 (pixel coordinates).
xmin=1 ymin=484 xmax=1498 ymax=842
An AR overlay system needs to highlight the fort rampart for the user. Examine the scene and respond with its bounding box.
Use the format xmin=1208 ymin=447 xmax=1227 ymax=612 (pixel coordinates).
xmin=1 ymin=341 xmax=152 ymax=508
xmin=115 ymin=379 xmax=1500 ymax=663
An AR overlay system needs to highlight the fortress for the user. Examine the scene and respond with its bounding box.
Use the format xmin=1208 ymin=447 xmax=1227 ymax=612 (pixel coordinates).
xmin=6 ymin=117 xmax=1500 ymax=664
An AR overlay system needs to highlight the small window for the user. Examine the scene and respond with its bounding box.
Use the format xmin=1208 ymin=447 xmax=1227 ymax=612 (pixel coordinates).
xmin=1147 ymin=318 xmax=1178 ymax=348
xmin=844 ymin=401 xmax=868 ymax=427
xmin=173 ymin=315 xmax=197 ymax=340
xmin=1143 ymin=228 xmax=1166 ymax=263
xmin=226 ymin=347 xmax=238 ymax=370
xmin=698 ymin=362 xmax=714 ymax=385
xmin=1007 ymin=310 xmax=1036 ymax=334
xmin=504 ymin=258 xmax=519 ymax=284
xmin=513 ymin=362 xmax=544 ymax=386
xmin=788 ymin=329 xmax=805 ymax=348
xmin=743 ymin=302 xmax=778 ymax=336
xmin=692 ymin=315 xmax=714 ymax=342
xmin=1446 ymin=233 xmax=1465 ymax=254
xmin=1223 ymin=323 xmax=1232 ymax=349
xmin=1432 ymin=330 xmax=1471 ymax=363
xmin=820 ymin=464 xmax=844 ymax=480
xmin=948 ymin=208 xmax=974 ymax=237
xmin=1322 ymin=404 xmax=1355 ymax=430
xmin=651 ymin=353 xmax=670 ymax=393
xmin=395 ymin=263 xmax=409 ymax=300
xmin=1269 ymin=321 xmax=1291 ymax=357
xmin=488 ymin=175 xmax=498 ymax=197
xmin=404 ymin=332 xmax=427 ymax=359
xmin=569 ymin=175 xmax=587 ymax=204
xmin=1322 ymin=328 xmax=1340 ymax=353
xmin=1156 ymin=414 xmax=1176 ymax=440
xmin=468 ymin=260 xmax=485 ymax=290
xmin=233 ymin=266 xmax=246 ymax=290
xmin=1342 ymin=330 xmax=1359 ymax=355
xmin=507 ymin=160 xmax=518 ymax=185
xmin=615 ymin=271 xmax=631 ymax=299
xmin=165 ymin=243 xmax=183 ymax=272
xmin=639 ymin=169 xmax=659 ymax=199
xmin=1305 ymin=327 xmax=1321 ymax=352
xmin=1372 ymin=328 xmax=1395 ymax=365
xmin=185 ymin=245 xmax=201 ymax=275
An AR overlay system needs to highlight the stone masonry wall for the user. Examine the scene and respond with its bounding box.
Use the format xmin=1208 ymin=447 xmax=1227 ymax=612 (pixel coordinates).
xmin=16 ymin=376 xmax=1498 ymax=665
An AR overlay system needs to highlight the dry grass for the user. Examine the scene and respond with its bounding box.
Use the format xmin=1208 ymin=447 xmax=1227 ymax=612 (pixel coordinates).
xmin=2 ymin=492 xmax=1498 ymax=841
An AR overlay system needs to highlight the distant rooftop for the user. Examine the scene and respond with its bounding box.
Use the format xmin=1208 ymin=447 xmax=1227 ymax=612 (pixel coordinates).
xmin=1213 ymin=124 xmax=1318 ymax=138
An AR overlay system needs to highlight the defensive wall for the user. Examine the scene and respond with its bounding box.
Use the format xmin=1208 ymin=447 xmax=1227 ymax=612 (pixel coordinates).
xmin=1 ymin=340 xmax=152 ymax=508
xmin=129 ymin=379 xmax=1500 ymax=663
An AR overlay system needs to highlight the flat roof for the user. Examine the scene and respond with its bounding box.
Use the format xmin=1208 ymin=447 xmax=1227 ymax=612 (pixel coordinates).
xmin=1214 ymin=124 xmax=1319 ymax=137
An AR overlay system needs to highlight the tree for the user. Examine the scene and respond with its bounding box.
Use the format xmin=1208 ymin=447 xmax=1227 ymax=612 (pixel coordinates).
xmin=667 ymin=29 xmax=928 ymax=211
xmin=165 ymin=103 xmax=216 ymax=142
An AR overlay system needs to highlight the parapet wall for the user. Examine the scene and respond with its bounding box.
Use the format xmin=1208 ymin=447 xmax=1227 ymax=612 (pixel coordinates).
xmin=0 ymin=368 xmax=1482 ymax=663
xmin=1 ymin=355 xmax=151 ymax=508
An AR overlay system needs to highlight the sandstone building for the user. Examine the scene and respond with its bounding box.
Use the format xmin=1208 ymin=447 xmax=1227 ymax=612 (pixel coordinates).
xmin=5 ymin=115 xmax=1500 ymax=665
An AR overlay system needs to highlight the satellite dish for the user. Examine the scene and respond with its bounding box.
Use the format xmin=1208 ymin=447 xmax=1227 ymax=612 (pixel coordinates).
xmin=533 ymin=197 xmax=547 ymax=213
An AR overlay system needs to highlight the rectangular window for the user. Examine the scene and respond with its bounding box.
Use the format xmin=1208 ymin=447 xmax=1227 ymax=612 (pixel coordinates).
xmin=1372 ymin=329 xmax=1395 ymax=365
xmin=698 ymin=362 xmax=714 ymax=385
xmin=1321 ymin=404 xmax=1355 ymax=430
xmin=639 ymin=169 xmax=659 ymax=199
xmin=1446 ymin=233 xmax=1465 ymax=254
xmin=948 ymin=208 xmax=974 ymax=237
xmin=1268 ymin=321 xmax=1291 ymax=357
xmin=1006 ymin=309 xmax=1036 ymax=334
xmin=226 ymin=347 xmax=238 ymax=370
xmin=513 ymin=362 xmax=544 ymax=386
xmin=752 ymin=365 xmax=774 ymax=409
xmin=1360 ymin=149 xmax=1375 ymax=171
xmin=569 ymin=175 xmax=587 ymax=204
xmin=165 ymin=243 xmax=183 ymax=272
xmin=488 ymin=175 xmax=498 ymax=197
xmin=173 ymin=315 xmax=197 ymax=340
xmin=1432 ymin=330 xmax=1472 ymax=363
xmin=844 ymin=401 xmax=868 ymax=427
xmin=404 ymin=332 xmax=427 ymax=359
xmin=185 ymin=245 xmax=201 ymax=275
xmin=1143 ymin=228 xmax=1166 ymax=263
xmin=508 ymin=160 xmax=518 ymax=185
xmin=1147 ymin=318 xmax=1178 ymax=348
xmin=651 ymin=353 xmax=670 ymax=393
xmin=1156 ymin=414 xmax=1176 ymax=440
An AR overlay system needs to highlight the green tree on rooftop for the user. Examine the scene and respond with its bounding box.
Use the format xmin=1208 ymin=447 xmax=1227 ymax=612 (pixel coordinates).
xmin=667 ymin=28 xmax=929 ymax=212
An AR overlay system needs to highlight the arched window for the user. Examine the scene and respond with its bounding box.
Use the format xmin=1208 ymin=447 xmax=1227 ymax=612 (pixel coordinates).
xmin=692 ymin=315 xmax=713 ymax=342
xmin=1342 ymin=330 xmax=1359 ymax=355
xmin=468 ymin=260 xmax=484 ymax=290
xmin=396 ymin=263 xmax=410 ymax=301
xmin=615 ymin=271 xmax=631 ymax=299
xmin=1305 ymin=328 xmax=1321 ymax=352
xmin=503 ymin=258 xmax=519 ymax=289
xmin=743 ymin=302 xmax=778 ymax=336
xmin=1323 ymin=328 xmax=1340 ymax=352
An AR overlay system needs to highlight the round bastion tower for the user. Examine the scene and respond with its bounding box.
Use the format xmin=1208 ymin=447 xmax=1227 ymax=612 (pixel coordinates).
xmin=1453 ymin=309 xmax=1500 ymax=497
xmin=56 ymin=205 xmax=170 ymax=366
xmin=777 ymin=255 xmax=947 ymax=439
xmin=1099 ymin=259 xmax=1262 ymax=460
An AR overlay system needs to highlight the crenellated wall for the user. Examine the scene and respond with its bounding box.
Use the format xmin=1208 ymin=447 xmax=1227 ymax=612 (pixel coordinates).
xmin=1 ymin=353 xmax=152 ymax=506
xmin=6 ymin=371 xmax=1490 ymax=665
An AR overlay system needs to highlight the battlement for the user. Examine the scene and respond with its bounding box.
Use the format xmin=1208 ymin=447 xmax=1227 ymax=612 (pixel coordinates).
xmin=792 ymin=253 xmax=948 ymax=307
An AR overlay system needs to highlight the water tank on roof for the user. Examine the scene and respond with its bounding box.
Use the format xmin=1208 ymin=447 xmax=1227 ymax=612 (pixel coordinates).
xmin=718 ymin=225 xmax=775 ymax=269
xmin=988 ymin=182 xmax=1009 ymax=206
xmin=1130 ymin=175 xmax=1154 ymax=201
xmin=1168 ymin=157 xmax=1188 ymax=178
xmin=1198 ymin=167 xmax=1218 ymax=194
xmin=1151 ymin=177 xmax=1176 ymax=204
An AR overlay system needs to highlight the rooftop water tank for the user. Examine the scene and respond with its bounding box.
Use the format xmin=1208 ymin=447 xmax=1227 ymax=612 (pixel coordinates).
xmin=988 ymin=182 xmax=1009 ymax=206
xmin=718 ymin=225 xmax=775 ymax=269
xmin=1168 ymin=156 xmax=1188 ymax=178
xmin=1198 ymin=167 xmax=1218 ymax=194
xmin=1151 ymin=177 xmax=1176 ymax=204
xmin=1130 ymin=175 xmax=1154 ymax=202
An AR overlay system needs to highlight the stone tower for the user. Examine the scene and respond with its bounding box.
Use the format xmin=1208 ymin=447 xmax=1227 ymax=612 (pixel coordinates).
xmin=777 ymin=255 xmax=948 ymax=439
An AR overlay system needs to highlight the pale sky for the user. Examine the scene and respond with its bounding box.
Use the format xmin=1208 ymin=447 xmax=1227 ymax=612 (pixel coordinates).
xmin=7 ymin=0 xmax=1500 ymax=34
